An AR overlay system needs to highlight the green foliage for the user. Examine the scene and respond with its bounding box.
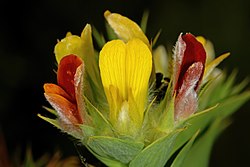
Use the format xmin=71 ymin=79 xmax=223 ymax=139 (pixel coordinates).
xmin=87 ymin=136 xmax=144 ymax=165
xmin=170 ymin=131 xmax=199 ymax=167
xmin=181 ymin=118 xmax=230 ymax=167
xmin=129 ymin=130 xmax=180 ymax=167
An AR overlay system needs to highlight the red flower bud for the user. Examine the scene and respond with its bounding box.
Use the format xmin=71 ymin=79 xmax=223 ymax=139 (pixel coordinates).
xmin=173 ymin=33 xmax=206 ymax=120
xmin=44 ymin=55 xmax=84 ymax=124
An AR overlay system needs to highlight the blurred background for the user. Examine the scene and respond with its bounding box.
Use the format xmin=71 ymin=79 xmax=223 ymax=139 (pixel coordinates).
xmin=0 ymin=0 xmax=249 ymax=166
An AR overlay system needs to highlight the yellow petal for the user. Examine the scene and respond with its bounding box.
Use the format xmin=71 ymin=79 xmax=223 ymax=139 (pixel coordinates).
xmin=196 ymin=36 xmax=206 ymax=46
xmin=54 ymin=35 xmax=84 ymax=63
xmin=108 ymin=85 xmax=123 ymax=124
xmin=99 ymin=39 xmax=152 ymax=127
xmin=104 ymin=10 xmax=149 ymax=46
xmin=126 ymin=39 xmax=152 ymax=116
xmin=99 ymin=39 xmax=126 ymax=102
xmin=203 ymin=52 xmax=230 ymax=82
xmin=196 ymin=36 xmax=215 ymax=64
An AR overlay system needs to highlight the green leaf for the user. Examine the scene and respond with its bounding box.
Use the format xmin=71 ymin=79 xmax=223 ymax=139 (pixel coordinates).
xmin=172 ymin=90 xmax=250 ymax=158
xmin=87 ymin=136 xmax=144 ymax=164
xmin=129 ymin=130 xmax=180 ymax=167
xmin=215 ymin=91 xmax=250 ymax=119
xmin=182 ymin=118 xmax=230 ymax=167
xmin=230 ymin=77 xmax=249 ymax=95
xmin=171 ymin=105 xmax=218 ymax=154
xmin=217 ymin=70 xmax=237 ymax=98
xmin=170 ymin=130 xmax=199 ymax=167
xmin=79 ymin=125 xmax=95 ymax=141
xmin=87 ymin=146 xmax=127 ymax=167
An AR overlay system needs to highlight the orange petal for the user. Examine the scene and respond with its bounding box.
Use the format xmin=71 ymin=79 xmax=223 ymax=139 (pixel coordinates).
xmin=43 ymin=83 xmax=73 ymax=102
xmin=57 ymin=55 xmax=83 ymax=101
xmin=44 ymin=93 xmax=82 ymax=124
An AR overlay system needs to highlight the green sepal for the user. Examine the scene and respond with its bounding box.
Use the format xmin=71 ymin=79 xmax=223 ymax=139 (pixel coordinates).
xmin=85 ymin=68 xmax=108 ymax=112
xmin=203 ymin=71 xmax=239 ymax=106
xmin=81 ymin=25 xmax=106 ymax=106
xmin=83 ymin=96 xmax=113 ymax=135
xmin=42 ymin=106 xmax=57 ymax=116
xmin=92 ymin=26 xmax=106 ymax=49
xmin=158 ymin=96 xmax=175 ymax=132
xmin=87 ymin=136 xmax=144 ymax=164
xmin=105 ymin=22 xmax=118 ymax=40
xmin=181 ymin=118 xmax=231 ymax=167
xmin=214 ymin=90 xmax=250 ymax=119
xmin=231 ymin=77 xmax=249 ymax=95
xmin=140 ymin=10 xmax=149 ymax=33
xmin=170 ymin=130 xmax=199 ymax=167
xmin=37 ymin=114 xmax=60 ymax=129
xmin=152 ymin=29 xmax=162 ymax=47
xmin=129 ymin=130 xmax=180 ymax=167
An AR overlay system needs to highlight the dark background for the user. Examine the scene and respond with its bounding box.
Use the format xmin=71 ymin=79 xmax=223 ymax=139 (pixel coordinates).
xmin=0 ymin=0 xmax=249 ymax=166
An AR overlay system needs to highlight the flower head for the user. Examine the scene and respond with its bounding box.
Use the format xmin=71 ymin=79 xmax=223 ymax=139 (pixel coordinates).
xmin=40 ymin=10 xmax=250 ymax=167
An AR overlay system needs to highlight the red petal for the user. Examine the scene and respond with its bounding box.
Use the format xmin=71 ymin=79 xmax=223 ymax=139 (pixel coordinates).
xmin=175 ymin=33 xmax=206 ymax=93
xmin=57 ymin=55 xmax=83 ymax=101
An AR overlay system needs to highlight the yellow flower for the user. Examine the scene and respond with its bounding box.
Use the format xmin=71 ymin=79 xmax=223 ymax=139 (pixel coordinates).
xmin=99 ymin=38 xmax=152 ymax=135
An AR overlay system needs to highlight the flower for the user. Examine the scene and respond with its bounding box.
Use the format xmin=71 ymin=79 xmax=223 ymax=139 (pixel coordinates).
xmin=99 ymin=38 xmax=152 ymax=135
xmin=43 ymin=55 xmax=85 ymax=132
xmin=173 ymin=33 xmax=206 ymax=120
xmin=40 ymin=10 xmax=250 ymax=167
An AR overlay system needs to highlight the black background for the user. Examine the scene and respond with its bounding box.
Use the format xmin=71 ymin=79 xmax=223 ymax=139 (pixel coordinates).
xmin=0 ymin=0 xmax=250 ymax=166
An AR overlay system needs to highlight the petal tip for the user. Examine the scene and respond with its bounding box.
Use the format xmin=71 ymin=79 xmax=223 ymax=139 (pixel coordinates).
xmin=104 ymin=10 xmax=111 ymax=18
